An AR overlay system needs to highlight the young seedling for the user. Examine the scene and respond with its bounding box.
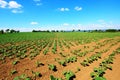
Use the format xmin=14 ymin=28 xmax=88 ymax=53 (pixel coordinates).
xmin=13 ymin=74 xmax=31 ymax=80
xmin=12 ymin=60 xmax=19 ymax=65
xmin=48 ymin=64 xmax=57 ymax=71
xmin=50 ymin=75 xmax=62 ymax=80
xmin=58 ymin=60 xmax=66 ymax=66
xmin=77 ymin=67 xmax=80 ymax=71
xmin=75 ymin=67 xmax=81 ymax=73
xmin=66 ymin=56 xmax=77 ymax=63
xmin=32 ymin=71 xmax=42 ymax=77
xmin=54 ymin=58 xmax=60 ymax=61
xmin=94 ymin=77 xmax=106 ymax=80
xmin=59 ymin=52 xmax=66 ymax=57
xmin=80 ymin=61 xmax=89 ymax=67
xmin=63 ymin=71 xmax=75 ymax=80
xmin=43 ymin=48 xmax=48 ymax=55
xmin=36 ymin=60 xmax=44 ymax=67
xmin=10 ymin=69 xmax=18 ymax=75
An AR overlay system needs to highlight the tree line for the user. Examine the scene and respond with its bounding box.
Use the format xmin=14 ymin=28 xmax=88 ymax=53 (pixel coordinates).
xmin=0 ymin=29 xmax=119 ymax=34
xmin=91 ymin=29 xmax=120 ymax=32
xmin=32 ymin=29 xmax=120 ymax=32
xmin=0 ymin=29 xmax=20 ymax=34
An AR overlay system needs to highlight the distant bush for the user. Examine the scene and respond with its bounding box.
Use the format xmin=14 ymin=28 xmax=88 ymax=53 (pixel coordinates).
xmin=0 ymin=29 xmax=20 ymax=34
xmin=91 ymin=29 xmax=120 ymax=32
xmin=91 ymin=30 xmax=104 ymax=32
xmin=0 ymin=30 xmax=4 ymax=34
xmin=32 ymin=30 xmax=50 ymax=32
xmin=10 ymin=29 xmax=20 ymax=33
xmin=105 ymin=29 xmax=117 ymax=32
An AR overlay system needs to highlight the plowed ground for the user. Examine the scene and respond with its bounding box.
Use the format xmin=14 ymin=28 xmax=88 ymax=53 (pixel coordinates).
xmin=0 ymin=37 xmax=120 ymax=80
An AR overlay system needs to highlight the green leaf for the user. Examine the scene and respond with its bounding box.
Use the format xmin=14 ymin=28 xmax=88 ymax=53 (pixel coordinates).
xmin=13 ymin=77 xmax=20 ymax=80
xmin=25 ymin=77 xmax=31 ymax=80
xmin=50 ymin=75 xmax=62 ymax=80
xmin=94 ymin=77 xmax=106 ymax=80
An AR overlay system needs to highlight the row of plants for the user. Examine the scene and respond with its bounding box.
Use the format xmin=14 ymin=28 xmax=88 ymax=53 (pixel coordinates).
xmin=62 ymin=40 xmax=70 ymax=49
xmin=81 ymin=52 xmax=102 ymax=67
xmin=13 ymin=71 xmax=42 ymax=80
xmin=52 ymin=40 xmax=57 ymax=54
xmin=0 ymin=32 xmax=55 ymax=45
xmin=1 ymin=39 xmax=52 ymax=61
xmin=12 ymin=63 xmax=76 ymax=80
xmin=58 ymin=56 xmax=77 ymax=66
xmin=50 ymin=70 xmax=75 ymax=80
xmin=80 ymin=47 xmax=111 ymax=67
xmin=58 ymin=40 xmax=64 ymax=51
xmin=43 ymin=40 xmax=54 ymax=55
xmin=96 ymin=38 xmax=113 ymax=48
xmin=71 ymin=49 xmax=89 ymax=57
xmin=90 ymin=47 xmax=120 ymax=80
xmin=0 ymin=34 xmax=119 ymax=62
xmin=70 ymin=41 xmax=107 ymax=57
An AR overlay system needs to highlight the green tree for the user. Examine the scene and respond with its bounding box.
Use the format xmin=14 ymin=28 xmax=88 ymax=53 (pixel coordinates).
xmin=6 ymin=29 xmax=10 ymax=33
xmin=0 ymin=30 xmax=4 ymax=34
xmin=10 ymin=29 xmax=15 ymax=33
xmin=106 ymin=29 xmax=117 ymax=32
xmin=78 ymin=29 xmax=81 ymax=32
xmin=72 ymin=29 xmax=75 ymax=32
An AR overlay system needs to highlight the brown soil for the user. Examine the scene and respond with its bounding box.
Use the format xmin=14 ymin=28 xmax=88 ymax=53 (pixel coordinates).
xmin=104 ymin=54 xmax=120 ymax=80
xmin=0 ymin=37 xmax=120 ymax=80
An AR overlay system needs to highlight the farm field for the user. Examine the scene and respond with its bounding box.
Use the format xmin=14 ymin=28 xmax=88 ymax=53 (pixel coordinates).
xmin=0 ymin=32 xmax=120 ymax=80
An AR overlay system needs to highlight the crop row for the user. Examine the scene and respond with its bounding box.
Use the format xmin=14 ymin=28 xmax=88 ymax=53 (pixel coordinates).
xmin=90 ymin=47 xmax=120 ymax=80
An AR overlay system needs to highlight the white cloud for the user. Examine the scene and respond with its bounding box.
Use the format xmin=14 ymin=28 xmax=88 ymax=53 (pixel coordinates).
xmin=63 ymin=23 xmax=69 ymax=26
xmin=1 ymin=23 xmax=119 ymax=32
xmin=36 ymin=3 xmax=42 ymax=6
xmin=97 ymin=19 xmax=108 ymax=26
xmin=30 ymin=22 xmax=38 ymax=25
xmin=84 ymin=23 xmax=120 ymax=30
xmin=0 ymin=0 xmax=23 ymax=13
xmin=33 ymin=0 xmax=42 ymax=6
xmin=58 ymin=8 xmax=70 ymax=11
xmin=74 ymin=6 xmax=82 ymax=11
xmin=0 ymin=0 xmax=7 ymax=8
xmin=8 ymin=1 xmax=22 ymax=9
xmin=11 ymin=9 xmax=23 ymax=13
xmin=58 ymin=6 xmax=83 ymax=12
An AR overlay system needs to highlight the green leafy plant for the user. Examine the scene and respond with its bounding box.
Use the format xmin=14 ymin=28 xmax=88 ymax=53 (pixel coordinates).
xmin=10 ymin=69 xmax=18 ymax=75
xmin=36 ymin=60 xmax=44 ymax=67
xmin=66 ymin=56 xmax=77 ymax=63
xmin=81 ymin=52 xmax=102 ymax=67
xmin=12 ymin=60 xmax=19 ymax=65
xmin=94 ymin=77 xmax=106 ymax=80
xmin=32 ymin=71 xmax=42 ymax=77
xmin=93 ymin=67 xmax=105 ymax=77
xmin=77 ymin=67 xmax=80 ymax=71
xmin=50 ymin=75 xmax=62 ymax=80
xmin=58 ymin=60 xmax=66 ymax=66
xmin=43 ymin=48 xmax=49 ymax=55
xmin=80 ymin=61 xmax=89 ymax=67
xmin=90 ymin=72 xmax=98 ymax=78
xmin=59 ymin=52 xmax=66 ymax=57
xmin=63 ymin=71 xmax=75 ymax=80
xmin=13 ymin=74 xmax=31 ymax=80
xmin=20 ymin=54 xmax=27 ymax=59
xmin=54 ymin=58 xmax=60 ymax=61
xmin=48 ymin=64 xmax=57 ymax=71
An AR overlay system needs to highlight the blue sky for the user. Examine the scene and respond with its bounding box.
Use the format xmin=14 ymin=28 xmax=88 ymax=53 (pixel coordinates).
xmin=0 ymin=0 xmax=120 ymax=31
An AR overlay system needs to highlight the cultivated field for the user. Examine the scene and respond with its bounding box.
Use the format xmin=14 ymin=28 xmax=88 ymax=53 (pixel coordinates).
xmin=0 ymin=32 xmax=120 ymax=80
